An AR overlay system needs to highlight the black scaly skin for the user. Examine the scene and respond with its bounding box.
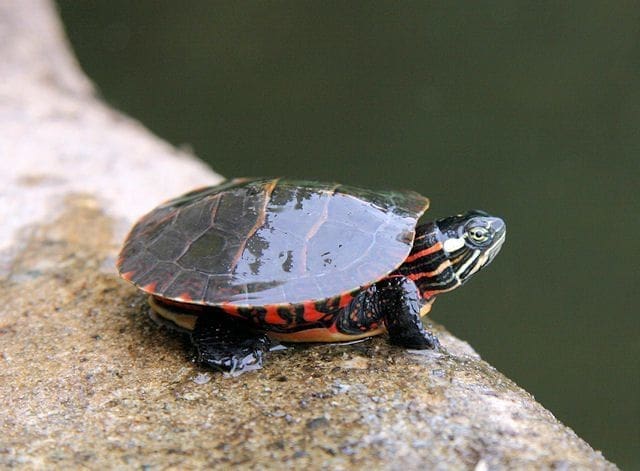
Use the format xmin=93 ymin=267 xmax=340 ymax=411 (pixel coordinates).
xmin=191 ymin=311 xmax=271 ymax=374
xmin=338 ymin=276 xmax=439 ymax=349
xmin=377 ymin=277 xmax=439 ymax=349
xmin=336 ymin=287 xmax=383 ymax=335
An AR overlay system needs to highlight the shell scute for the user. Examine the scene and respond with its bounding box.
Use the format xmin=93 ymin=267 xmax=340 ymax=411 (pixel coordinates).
xmin=163 ymin=270 xmax=209 ymax=303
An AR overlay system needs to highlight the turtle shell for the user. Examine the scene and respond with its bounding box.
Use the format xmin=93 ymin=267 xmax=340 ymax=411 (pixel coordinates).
xmin=117 ymin=178 xmax=429 ymax=306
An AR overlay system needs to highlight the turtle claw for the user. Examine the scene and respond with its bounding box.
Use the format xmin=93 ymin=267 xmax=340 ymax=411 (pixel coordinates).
xmin=195 ymin=339 xmax=269 ymax=376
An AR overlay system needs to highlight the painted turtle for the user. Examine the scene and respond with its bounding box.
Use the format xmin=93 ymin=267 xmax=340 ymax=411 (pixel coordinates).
xmin=117 ymin=178 xmax=506 ymax=374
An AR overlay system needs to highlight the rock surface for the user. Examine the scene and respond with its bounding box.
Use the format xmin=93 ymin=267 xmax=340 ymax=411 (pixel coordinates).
xmin=0 ymin=1 xmax=617 ymax=469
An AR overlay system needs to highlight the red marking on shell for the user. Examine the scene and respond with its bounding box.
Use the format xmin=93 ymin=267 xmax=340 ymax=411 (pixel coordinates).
xmin=264 ymin=305 xmax=287 ymax=325
xmin=121 ymin=271 xmax=134 ymax=281
xmin=220 ymin=302 xmax=239 ymax=316
xmin=175 ymin=292 xmax=193 ymax=303
xmin=301 ymin=301 xmax=326 ymax=323
xmin=142 ymin=281 xmax=157 ymax=293
xmin=404 ymin=242 xmax=443 ymax=263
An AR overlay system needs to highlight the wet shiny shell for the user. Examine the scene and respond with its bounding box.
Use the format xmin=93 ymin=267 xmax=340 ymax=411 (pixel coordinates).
xmin=117 ymin=178 xmax=429 ymax=306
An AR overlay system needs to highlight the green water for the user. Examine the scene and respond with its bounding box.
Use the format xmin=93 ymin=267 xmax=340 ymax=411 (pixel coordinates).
xmin=57 ymin=2 xmax=639 ymax=467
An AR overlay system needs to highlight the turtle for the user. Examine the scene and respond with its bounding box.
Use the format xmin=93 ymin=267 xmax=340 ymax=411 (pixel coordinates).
xmin=117 ymin=178 xmax=506 ymax=374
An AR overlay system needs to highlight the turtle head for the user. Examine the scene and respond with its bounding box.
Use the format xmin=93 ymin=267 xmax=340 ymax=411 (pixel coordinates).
xmin=435 ymin=210 xmax=506 ymax=285
xmin=399 ymin=210 xmax=506 ymax=298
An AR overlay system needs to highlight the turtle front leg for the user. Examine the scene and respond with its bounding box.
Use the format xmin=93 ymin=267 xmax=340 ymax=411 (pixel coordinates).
xmin=191 ymin=312 xmax=271 ymax=375
xmin=376 ymin=276 xmax=440 ymax=349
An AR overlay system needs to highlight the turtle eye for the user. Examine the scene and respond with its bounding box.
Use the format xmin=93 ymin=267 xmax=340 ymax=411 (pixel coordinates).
xmin=466 ymin=226 xmax=490 ymax=244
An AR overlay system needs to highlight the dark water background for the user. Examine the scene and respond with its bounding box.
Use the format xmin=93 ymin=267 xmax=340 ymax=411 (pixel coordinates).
xmin=57 ymin=2 xmax=638 ymax=467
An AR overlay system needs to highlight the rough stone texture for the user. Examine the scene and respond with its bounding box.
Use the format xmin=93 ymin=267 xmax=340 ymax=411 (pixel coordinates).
xmin=0 ymin=2 xmax=618 ymax=470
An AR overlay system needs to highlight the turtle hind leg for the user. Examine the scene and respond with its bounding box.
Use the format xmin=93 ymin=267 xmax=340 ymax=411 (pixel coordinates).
xmin=377 ymin=276 xmax=440 ymax=350
xmin=191 ymin=312 xmax=271 ymax=375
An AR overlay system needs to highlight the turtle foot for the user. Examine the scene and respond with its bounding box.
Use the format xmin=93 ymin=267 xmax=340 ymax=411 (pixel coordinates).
xmin=191 ymin=314 xmax=271 ymax=376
